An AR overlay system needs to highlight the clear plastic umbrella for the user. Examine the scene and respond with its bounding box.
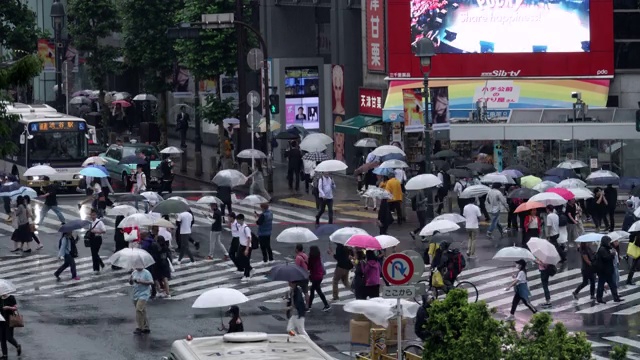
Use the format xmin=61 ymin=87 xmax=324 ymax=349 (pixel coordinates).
xmin=117 ymin=213 xmax=154 ymax=228
xmin=140 ymin=192 xmax=165 ymax=206
xmin=237 ymin=149 xmax=267 ymax=159
xmin=304 ymin=133 xmax=333 ymax=145
xmin=528 ymin=192 xmax=567 ymax=206
xmin=433 ymin=213 xmax=466 ymax=223
xmin=556 ymin=178 xmax=587 ymax=189
xmin=160 ymin=146 xmax=184 ymax=154
xmin=481 ymin=172 xmax=515 ymax=184
xmin=108 ymin=248 xmax=155 ymax=269
xmin=299 ymin=137 xmax=327 ymax=152
xmin=371 ymin=145 xmax=405 ymax=157
xmin=378 ymin=159 xmax=409 ymax=169
xmin=354 ymin=138 xmax=379 ymax=148
xmin=608 ymin=231 xmax=630 ymax=242
xmin=329 ymin=227 xmax=369 ymax=244
xmin=196 ymin=196 xmax=223 ymax=205
xmin=532 ymin=181 xmax=557 ymax=192
xmin=315 ymin=160 xmax=348 ymax=173
xmin=277 ymin=227 xmax=318 ymax=243
xmin=192 ymin=288 xmax=249 ymax=309
xmin=527 ymin=237 xmax=561 ymax=265
xmin=24 ymin=165 xmax=56 ymax=177
xmin=459 ymin=185 xmax=491 ymax=199
xmin=363 ymin=187 xmax=392 ymax=200
xmin=0 ymin=279 xmax=16 ymax=296
xmin=343 ymin=298 xmax=420 ymax=327
xmin=82 ymin=156 xmax=106 ymax=167
xmin=557 ymin=160 xmax=588 ymax=169
xmin=405 ymin=174 xmax=442 ymax=190
xmin=493 ymin=246 xmax=535 ymax=262
xmin=212 ymin=170 xmax=248 ymax=187
xmin=419 ymin=220 xmax=460 ymax=236
xmin=132 ymin=94 xmax=158 ymax=101
xmin=166 ymin=196 xmax=189 ymax=204
xmin=238 ymin=194 xmax=269 ymax=206
xmin=567 ymin=187 xmax=594 ymax=200
xmin=110 ymin=205 xmax=138 ymax=217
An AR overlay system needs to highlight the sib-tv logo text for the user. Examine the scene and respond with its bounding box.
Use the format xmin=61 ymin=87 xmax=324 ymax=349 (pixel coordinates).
xmin=480 ymin=70 xmax=521 ymax=77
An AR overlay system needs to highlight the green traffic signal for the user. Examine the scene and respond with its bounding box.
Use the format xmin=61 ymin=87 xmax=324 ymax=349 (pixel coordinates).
xmin=269 ymin=94 xmax=279 ymax=114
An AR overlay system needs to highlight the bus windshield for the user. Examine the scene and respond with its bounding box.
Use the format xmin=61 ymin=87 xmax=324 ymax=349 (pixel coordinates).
xmin=29 ymin=131 xmax=88 ymax=161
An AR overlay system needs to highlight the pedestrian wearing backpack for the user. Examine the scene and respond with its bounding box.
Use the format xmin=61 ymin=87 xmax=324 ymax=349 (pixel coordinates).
xmin=453 ymin=178 xmax=468 ymax=215
xmin=409 ymin=190 xmax=428 ymax=240
xmin=595 ymin=236 xmax=623 ymax=304
xmin=54 ymin=232 xmax=80 ymax=281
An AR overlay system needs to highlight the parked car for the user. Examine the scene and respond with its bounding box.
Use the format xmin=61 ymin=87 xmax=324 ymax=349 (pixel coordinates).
xmin=99 ymin=143 xmax=161 ymax=190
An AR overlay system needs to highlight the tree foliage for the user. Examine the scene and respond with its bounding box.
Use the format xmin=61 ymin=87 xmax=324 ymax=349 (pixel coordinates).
xmin=174 ymin=0 xmax=245 ymax=80
xmin=422 ymin=289 xmax=593 ymax=360
xmin=0 ymin=0 xmax=39 ymax=53
xmin=201 ymin=93 xmax=236 ymax=155
xmin=67 ymin=0 xmax=121 ymax=91
xmin=610 ymin=345 xmax=629 ymax=360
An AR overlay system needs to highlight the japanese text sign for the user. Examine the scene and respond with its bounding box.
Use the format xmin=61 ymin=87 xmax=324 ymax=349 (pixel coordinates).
xmin=366 ymin=0 xmax=386 ymax=72
xmin=359 ymin=88 xmax=383 ymax=116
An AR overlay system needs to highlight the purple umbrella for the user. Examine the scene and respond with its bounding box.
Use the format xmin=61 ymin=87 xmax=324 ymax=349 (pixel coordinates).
xmin=500 ymin=169 xmax=523 ymax=178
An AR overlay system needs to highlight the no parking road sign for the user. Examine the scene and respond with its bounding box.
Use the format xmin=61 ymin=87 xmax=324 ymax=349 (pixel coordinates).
xmin=382 ymin=253 xmax=415 ymax=286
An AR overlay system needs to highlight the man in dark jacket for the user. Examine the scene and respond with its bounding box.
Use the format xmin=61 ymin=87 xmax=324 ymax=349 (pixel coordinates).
xmin=285 ymin=141 xmax=303 ymax=191
xmin=415 ymin=295 xmax=433 ymax=341
xmin=595 ymin=236 xmax=623 ymax=303
xmin=604 ymin=184 xmax=618 ymax=232
xmin=330 ymin=244 xmax=353 ymax=301
xmin=176 ymin=106 xmax=190 ymax=148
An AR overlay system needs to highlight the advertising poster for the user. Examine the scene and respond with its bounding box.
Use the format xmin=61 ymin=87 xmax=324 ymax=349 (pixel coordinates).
xmin=220 ymin=74 xmax=239 ymax=105
xmin=430 ymin=86 xmax=450 ymax=131
xmin=403 ymin=89 xmax=424 ymax=133
xmin=472 ymin=80 xmax=521 ymax=109
xmin=332 ymin=65 xmax=345 ymax=116
xmin=410 ymin=0 xmax=590 ymax=54
xmin=171 ymin=65 xmax=194 ymax=98
xmin=285 ymin=67 xmax=320 ymax=130
xmin=38 ymin=39 xmax=55 ymax=73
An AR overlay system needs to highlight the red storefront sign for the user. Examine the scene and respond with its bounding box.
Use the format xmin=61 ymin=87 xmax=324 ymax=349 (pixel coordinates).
xmin=359 ymin=88 xmax=383 ymax=116
xmin=366 ymin=0 xmax=386 ymax=72
xmin=387 ymin=0 xmax=613 ymax=78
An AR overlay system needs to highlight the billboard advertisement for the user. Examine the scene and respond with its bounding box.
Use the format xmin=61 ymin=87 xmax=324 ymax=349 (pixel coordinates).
xmin=403 ymin=89 xmax=424 ymax=133
xmin=410 ymin=0 xmax=590 ymax=54
xmin=387 ymin=0 xmax=613 ymax=78
xmin=284 ymin=67 xmax=320 ymax=129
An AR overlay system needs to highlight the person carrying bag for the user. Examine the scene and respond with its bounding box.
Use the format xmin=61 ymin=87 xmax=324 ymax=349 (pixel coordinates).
xmin=0 ymin=293 xmax=22 ymax=358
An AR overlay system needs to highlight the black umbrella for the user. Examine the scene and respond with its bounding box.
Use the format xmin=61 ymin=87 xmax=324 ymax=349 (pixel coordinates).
xmin=434 ymin=149 xmax=459 ymax=159
xmin=268 ymin=264 xmax=309 ymax=282
xmin=59 ymin=220 xmax=91 ymax=233
xmin=432 ymin=159 xmax=450 ymax=171
xmin=447 ymin=168 xmax=472 ymax=178
xmin=505 ymin=164 xmax=530 ymax=175
xmin=462 ymin=162 xmax=495 ymax=174
xmin=631 ymin=187 xmax=640 ymax=197
xmin=117 ymin=194 xmax=147 ymax=202
xmin=545 ymin=168 xmax=577 ymax=179
xmin=118 ymin=155 xmax=147 ymax=165
xmin=152 ymin=199 xmax=191 ymax=215
xmin=507 ymin=188 xmax=539 ymax=199
xmin=275 ymin=131 xmax=299 ymax=140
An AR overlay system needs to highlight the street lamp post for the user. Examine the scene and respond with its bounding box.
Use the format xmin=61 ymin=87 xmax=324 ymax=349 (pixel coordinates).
xmin=415 ymin=37 xmax=437 ymax=218
xmin=50 ymin=0 xmax=65 ymax=113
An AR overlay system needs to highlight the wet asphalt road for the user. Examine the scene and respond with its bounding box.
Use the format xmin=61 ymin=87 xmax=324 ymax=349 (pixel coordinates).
xmin=1 ymin=178 xmax=639 ymax=359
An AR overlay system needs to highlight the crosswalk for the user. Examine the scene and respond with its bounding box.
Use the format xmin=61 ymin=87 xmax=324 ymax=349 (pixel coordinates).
xmin=590 ymin=335 xmax=640 ymax=359
xmin=7 ymin=201 xmax=362 ymax=236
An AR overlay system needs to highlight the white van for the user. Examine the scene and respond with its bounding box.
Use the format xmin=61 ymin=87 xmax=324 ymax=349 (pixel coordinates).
xmin=163 ymin=332 xmax=336 ymax=360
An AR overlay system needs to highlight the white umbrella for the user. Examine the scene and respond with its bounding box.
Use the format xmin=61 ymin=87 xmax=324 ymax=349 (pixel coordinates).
xmin=315 ymin=160 xmax=347 ymax=173
xmin=576 ymin=233 xmax=605 ymax=243
xmin=532 ymin=181 xmax=557 ymax=192
xmin=24 ymin=165 xmax=57 ymax=177
xmin=109 ymin=248 xmax=155 ymax=269
xmin=196 ymin=196 xmax=223 ymax=205
xmin=629 ymin=220 xmax=640 ymax=233
xmin=459 ymin=184 xmax=491 ymax=199
xmin=587 ymin=170 xmax=620 ymax=181
xmin=343 ymin=298 xmax=420 ymax=328
xmin=299 ymin=137 xmax=327 ymax=152
xmin=151 ymin=217 xmax=176 ymax=229
xmin=608 ymin=231 xmax=630 ymax=242
xmin=0 ymin=279 xmax=16 ymax=296
xmin=378 ymin=159 xmax=409 ymax=169
xmin=112 ymin=92 xmax=131 ymax=101
xmin=192 ymin=288 xmax=249 ymax=309
xmin=433 ymin=213 xmax=466 ymax=223
xmin=405 ymin=174 xmax=442 ymax=191
xmin=212 ymin=170 xmax=248 ymax=187
xmin=371 ymin=145 xmax=405 ymax=157
xmin=363 ymin=187 xmax=392 ymax=200
xmin=223 ymin=118 xmax=240 ymax=126
xmin=481 ymin=172 xmax=514 ymax=184
xmin=237 ymin=149 xmax=267 ymax=159
xmin=419 ymin=220 xmax=460 ymax=236
xmin=140 ymin=191 xmax=164 ymax=206
xmin=160 ymin=146 xmax=184 ymax=154
xmin=82 ymin=156 xmax=106 ymax=167
xmin=117 ymin=213 xmax=154 ymax=228
xmin=277 ymin=227 xmax=318 ymax=243
xmin=304 ymin=133 xmax=333 ymax=145
xmin=556 ymin=179 xmax=587 ymax=189
xmin=567 ymin=187 xmax=593 ymax=200
xmin=557 ymin=160 xmax=588 ymax=169
xmin=239 ymin=194 xmax=268 ymax=205
xmin=527 ymin=237 xmax=561 ymax=265
xmin=133 ymin=94 xmax=158 ymax=101
xmin=355 ymin=138 xmax=379 ymax=148
xmin=110 ymin=205 xmax=138 ymax=217
xmin=329 ymin=227 xmax=369 ymax=244
xmin=528 ymin=192 xmax=567 ymax=206
xmin=70 ymin=96 xmax=90 ymax=105
xmin=493 ymin=246 xmax=535 ymax=262
xmin=167 ymin=196 xmax=190 ymax=204
xmin=374 ymin=235 xmax=400 ymax=249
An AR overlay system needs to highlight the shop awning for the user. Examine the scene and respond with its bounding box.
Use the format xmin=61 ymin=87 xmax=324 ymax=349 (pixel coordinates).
xmin=335 ymin=115 xmax=381 ymax=135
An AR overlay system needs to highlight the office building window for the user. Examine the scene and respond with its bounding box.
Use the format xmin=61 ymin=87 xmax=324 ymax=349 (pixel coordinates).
xmin=614 ymin=42 xmax=640 ymax=69
xmin=614 ymin=13 xmax=640 ymax=39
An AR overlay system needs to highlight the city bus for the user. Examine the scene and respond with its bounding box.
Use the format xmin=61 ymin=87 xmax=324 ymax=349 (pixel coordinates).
xmin=1 ymin=104 xmax=96 ymax=191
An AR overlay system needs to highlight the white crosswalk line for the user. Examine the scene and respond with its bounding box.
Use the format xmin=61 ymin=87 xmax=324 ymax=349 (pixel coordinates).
xmin=0 ymin=254 xmax=49 ymax=267
xmin=550 ymin=272 xmax=640 ymax=313
xmin=603 ymin=336 xmax=640 ymax=350
xmin=578 ymin=290 xmax=640 ymax=314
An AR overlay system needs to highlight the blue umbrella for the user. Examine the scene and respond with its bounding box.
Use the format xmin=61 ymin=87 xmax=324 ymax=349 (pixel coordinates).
xmin=87 ymin=164 xmax=108 ymax=175
xmin=373 ymin=167 xmax=394 ymax=176
xmin=380 ymin=153 xmax=405 ymax=162
xmin=0 ymin=182 xmax=20 ymax=194
xmin=576 ymin=233 xmax=604 ymax=243
xmin=313 ymin=224 xmax=341 ymax=237
xmin=80 ymin=167 xmax=108 ymax=178
xmin=268 ymin=264 xmax=309 ymax=282
xmin=59 ymin=220 xmax=91 ymax=233
xmin=0 ymin=187 xmax=38 ymax=200
xmin=544 ymin=168 xmax=577 ymax=179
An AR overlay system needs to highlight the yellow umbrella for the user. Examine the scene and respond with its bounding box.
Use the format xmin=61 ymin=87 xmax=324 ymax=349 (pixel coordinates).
xmin=258 ymin=118 xmax=280 ymax=133
xmin=520 ymin=175 xmax=542 ymax=189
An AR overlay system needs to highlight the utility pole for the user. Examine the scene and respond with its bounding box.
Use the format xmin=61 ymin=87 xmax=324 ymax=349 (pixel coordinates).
xmin=236 ymin=0 xmax=247 ymax=156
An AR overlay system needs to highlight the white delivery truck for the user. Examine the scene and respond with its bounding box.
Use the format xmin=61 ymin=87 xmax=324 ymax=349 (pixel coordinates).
xmin=163 ymin=332 xmax=336 ymax=360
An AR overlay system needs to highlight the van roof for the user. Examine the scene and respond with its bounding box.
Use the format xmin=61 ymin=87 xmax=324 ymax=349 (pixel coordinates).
xmin=171 ymin=333 xmax=335 ymax=360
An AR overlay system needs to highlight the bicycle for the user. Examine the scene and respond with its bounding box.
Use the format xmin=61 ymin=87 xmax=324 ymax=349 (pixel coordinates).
xmin=413 ymin=270 xmax=479 ymax=304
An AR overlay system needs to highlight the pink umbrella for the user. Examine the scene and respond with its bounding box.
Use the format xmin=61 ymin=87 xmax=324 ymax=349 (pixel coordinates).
xmin=345 ymin=234 xmax=399 ymax=250
xmin=546 ymin=187 xmax=575 ymax=201
xmin=112 ymin=100 xmax=132 ymax=108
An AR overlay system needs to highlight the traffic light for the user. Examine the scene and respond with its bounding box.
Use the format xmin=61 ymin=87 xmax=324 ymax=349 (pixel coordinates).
xmin=269 ymin=94 xmax=279 ymax=115
xmin=636 ymin=110 xmax=640 ymax=132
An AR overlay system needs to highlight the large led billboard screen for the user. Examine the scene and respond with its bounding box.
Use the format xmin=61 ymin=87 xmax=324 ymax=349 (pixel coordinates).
xmin=410 ymin=0 xmax=590 ymax=54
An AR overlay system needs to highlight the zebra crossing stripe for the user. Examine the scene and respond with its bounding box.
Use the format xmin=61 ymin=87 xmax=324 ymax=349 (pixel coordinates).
xmin=0 ymin=254 xmax=49 ymax=267
xmin=603 ymin=336 xmax=640 ymax=350
xmin=549 ymin=273 xmax=640 ymax=313
xmin=482 ymin=269 xmax=583 ymax=306
xmin=578 ymin=290 xmax=640 ymax=314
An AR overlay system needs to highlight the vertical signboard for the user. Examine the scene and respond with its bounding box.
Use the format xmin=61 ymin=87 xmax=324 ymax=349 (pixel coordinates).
xmin=359 ymin=88 xmax=383 ymax=117
xmin=430 ymin=87 xmax=450 ymax=131
xmin=366 ymin=0 xmax=386 ymax=73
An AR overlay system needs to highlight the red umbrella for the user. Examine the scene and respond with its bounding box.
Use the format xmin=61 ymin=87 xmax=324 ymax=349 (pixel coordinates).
xmin=112 ymin=100 xmax=132 ymax=108
xmin=546 ymin=187 xmax=575 ymax=201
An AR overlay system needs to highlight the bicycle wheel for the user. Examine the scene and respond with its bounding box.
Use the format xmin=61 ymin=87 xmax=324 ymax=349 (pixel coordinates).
xmin=402 ymin=344 xmax=424 ymax=360
xmin=413 ymin=279 xmax=430 ymax=304
xmin=456 ymin=281 xmax=479 ymax=303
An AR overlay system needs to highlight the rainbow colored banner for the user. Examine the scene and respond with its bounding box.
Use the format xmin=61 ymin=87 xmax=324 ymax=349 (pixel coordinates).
xmin=382 ymin=79 xmax=610 ymax=122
